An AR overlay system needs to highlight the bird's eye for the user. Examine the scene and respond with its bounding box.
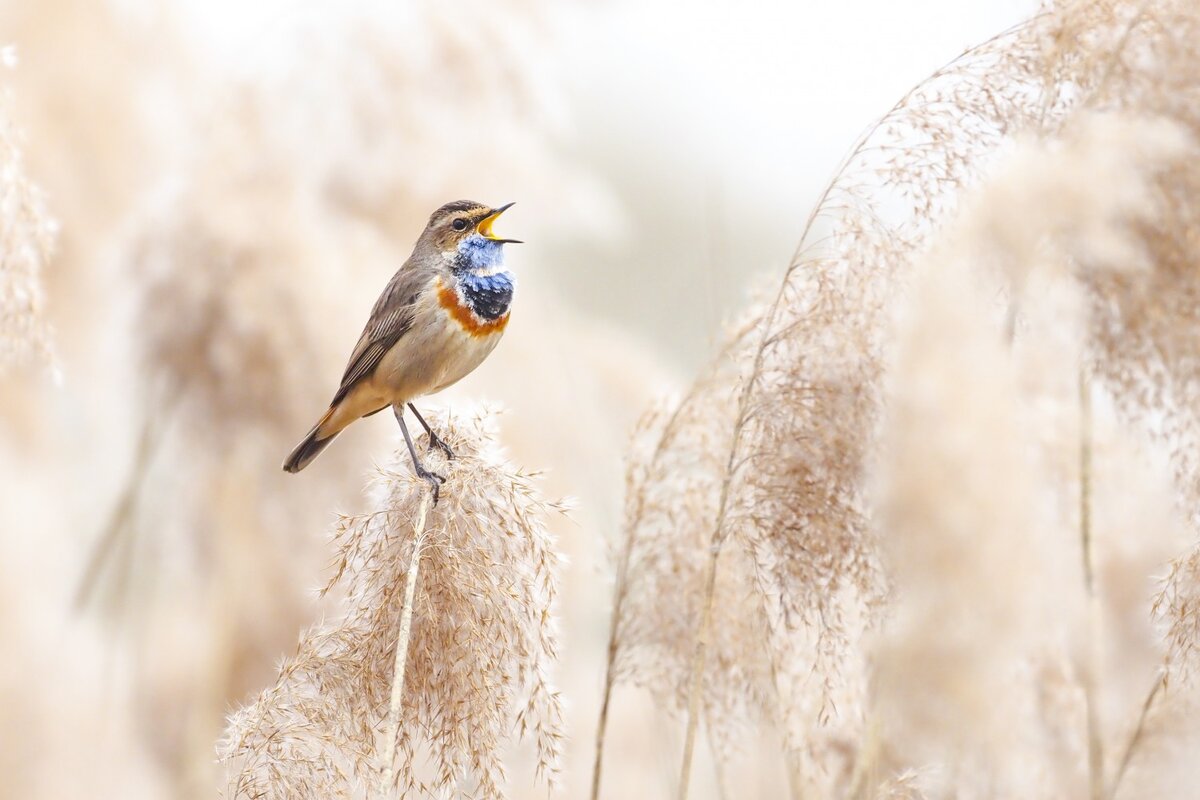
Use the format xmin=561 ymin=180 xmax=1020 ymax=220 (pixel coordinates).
xmin=452 ymin=218 xmax=468 ymax=231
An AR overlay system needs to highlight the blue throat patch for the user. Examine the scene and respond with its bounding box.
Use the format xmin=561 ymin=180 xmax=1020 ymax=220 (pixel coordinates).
xmin=455 ymin=235 xmax=506 ymax=272
xmin=453 ymin=235 xmax=514 ymax=321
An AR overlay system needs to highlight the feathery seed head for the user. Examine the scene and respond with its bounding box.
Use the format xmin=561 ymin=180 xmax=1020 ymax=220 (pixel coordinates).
xmin=221 ymin=408 xmax=565 ymax=800
xmin=0 ymin=63 xmax=54 ymax=374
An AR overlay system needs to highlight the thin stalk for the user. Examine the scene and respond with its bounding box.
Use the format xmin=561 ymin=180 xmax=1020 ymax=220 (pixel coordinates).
xmin=766 ymin=644 xmax=805 ymax=799
xmin=1079 ymin=368 xmax=1096 ymax=595
xmin=845 ymin=719 xmax=881 ymax=800
xmin=1079 ymin=366 xmax=1104 ymax=800
xmin=593 ymin=329 xmax=757 ymax=800
xmin=590 ymin=517 xmax=635 ymax=800
xmin=706 ymin=718 xmax=731 ymax=800
xmin=677 ymin=542 xmax=722 ymax=800
xmin=75 ymin=396 xmax=175 ymax=609
xmin=1071 ymin=19 xmax=1151 ymax=784
xmin=378 ymin=490 xmax=433 ymax=795
xmin=678 ymin=126 xmax=824 ymax=800
xmin=1109 ymin=671 xmax=1166 ymax=799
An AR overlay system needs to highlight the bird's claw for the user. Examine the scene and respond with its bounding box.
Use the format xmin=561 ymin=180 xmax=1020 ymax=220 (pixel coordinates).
xmin=426 ymin=432 xmax=455 ymax=460
xmin=415 ymin=465 xmax=446 ymax=505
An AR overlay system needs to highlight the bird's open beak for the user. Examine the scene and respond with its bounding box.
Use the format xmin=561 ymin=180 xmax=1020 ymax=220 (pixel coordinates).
xmin=477 ymin=202 xmax=522 ymax=243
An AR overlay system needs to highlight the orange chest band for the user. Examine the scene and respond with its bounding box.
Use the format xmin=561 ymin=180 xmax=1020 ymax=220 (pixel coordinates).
xmin=437 ymin=283 xmax=510 ymax=337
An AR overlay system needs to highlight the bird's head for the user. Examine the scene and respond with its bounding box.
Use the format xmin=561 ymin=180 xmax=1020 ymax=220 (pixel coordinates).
xmin=421 ymin=200 xmax=520 ymax=272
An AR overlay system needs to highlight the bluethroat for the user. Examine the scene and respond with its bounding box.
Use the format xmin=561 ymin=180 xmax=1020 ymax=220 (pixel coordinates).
xmin=283 ymin=200 xmax=520 ymax=501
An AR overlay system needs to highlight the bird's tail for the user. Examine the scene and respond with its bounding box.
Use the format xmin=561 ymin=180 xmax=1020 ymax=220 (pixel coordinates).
xmin=283 ymin=408 xmax=339 ymax=473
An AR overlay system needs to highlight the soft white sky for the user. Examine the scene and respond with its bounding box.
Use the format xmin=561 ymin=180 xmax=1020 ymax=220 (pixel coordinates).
xmin=557 ymin=0 xmax=1033 ymax=202
xmin=175 ymin=0 xmax=1033 ymax=199
xmin=172 ymin=0 xmax=1038 ymax=364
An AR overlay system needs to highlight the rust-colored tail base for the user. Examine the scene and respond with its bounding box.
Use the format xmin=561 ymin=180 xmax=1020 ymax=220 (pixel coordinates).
xmin=283 ymin=408 xmax=338 ymax=473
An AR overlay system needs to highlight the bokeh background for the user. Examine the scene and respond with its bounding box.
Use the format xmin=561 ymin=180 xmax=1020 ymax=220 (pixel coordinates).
xmin=0 ymin=1 xmax=1038 ymax=797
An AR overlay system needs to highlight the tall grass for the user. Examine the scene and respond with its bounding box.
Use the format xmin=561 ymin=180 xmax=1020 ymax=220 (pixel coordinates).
xmin=10 ymin=0 xmax=1200 ymax=797
xmin=54 ymin=3 xmax=610 ymax=795
xmin=220 ymin=409 xmax=565 ymax=799
xmin=594 ymin=1 xmax=1200 ymax=797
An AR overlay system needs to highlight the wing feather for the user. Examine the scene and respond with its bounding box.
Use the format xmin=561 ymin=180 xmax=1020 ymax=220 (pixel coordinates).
xmin=331 ymin=267 xmax=433 ymax=405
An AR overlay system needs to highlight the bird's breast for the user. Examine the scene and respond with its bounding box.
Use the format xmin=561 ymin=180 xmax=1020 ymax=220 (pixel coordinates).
xmin=436 ymin=272 xmax=513 ymax=337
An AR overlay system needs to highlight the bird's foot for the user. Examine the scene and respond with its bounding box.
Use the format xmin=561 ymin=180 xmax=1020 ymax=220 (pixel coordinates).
xmin=425 ymin=431 xmax=455 ymax=460
xmin=415 ymin=464 xmax=447 ymax=505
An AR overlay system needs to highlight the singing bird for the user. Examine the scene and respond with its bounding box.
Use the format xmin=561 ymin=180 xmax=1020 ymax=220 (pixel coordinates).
xmin=283 ymin=200 xmax=520 ymax=499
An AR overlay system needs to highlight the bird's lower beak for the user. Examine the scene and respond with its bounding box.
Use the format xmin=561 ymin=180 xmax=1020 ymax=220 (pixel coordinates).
xmin=477 ymin=202 xmax=522 ymax=243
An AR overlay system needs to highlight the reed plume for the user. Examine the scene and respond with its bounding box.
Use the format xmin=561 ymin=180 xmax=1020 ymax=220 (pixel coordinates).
xmin=1053 ymin=1 xmax=1200 ymax=685
xmin=598 ymin=17 xmax=1054 ymax=793
xmin=872 ymin=241 xmax=1050 ymax=799
xmin=603 ymin=348 xmax=777 ymax=757
xmin=10 ymin=0 xmax=1200 ymax=796
xmin=76 ymin=86 xmax=371 ymax=796
xmin=866 ymin=105 xmax=1189 ymax=798
xmin=595 ymin=2 xmax=1200 ymax=797
xmin=866 ymin=3 xmax=1200 ymax=794
xmin=0 ymin=51 xmax=54 ymax=373
xmin=221 ymin=408 xmax=564 ymax=799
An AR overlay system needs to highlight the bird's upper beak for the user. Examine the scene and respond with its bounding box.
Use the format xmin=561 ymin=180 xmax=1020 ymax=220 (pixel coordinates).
xmin=477 ymin=202 xmax=522 ymax=243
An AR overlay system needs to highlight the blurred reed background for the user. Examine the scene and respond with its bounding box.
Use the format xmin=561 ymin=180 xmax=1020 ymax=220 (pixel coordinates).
xmin=9 ymin=0 xmax=1200 ymax=798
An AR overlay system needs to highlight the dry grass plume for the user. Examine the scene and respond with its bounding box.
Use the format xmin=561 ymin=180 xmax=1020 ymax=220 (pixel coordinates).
xmin=221 ymin=409 xmax=566 ymax=800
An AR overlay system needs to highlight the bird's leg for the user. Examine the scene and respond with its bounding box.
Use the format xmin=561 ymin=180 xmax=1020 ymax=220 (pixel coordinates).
xmin=394 ymin=404 xmax=445 ymax=503
xmin=407 ymin=403 xmax=455 ymax=460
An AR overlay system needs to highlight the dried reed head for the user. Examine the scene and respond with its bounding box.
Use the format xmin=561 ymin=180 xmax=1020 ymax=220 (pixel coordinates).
xmin=868 ymin=54 xmax=1198 ymax=797
xmin=1043 ymin=0 xmax=1200 ymax=677
xmin=221 ymin=408 xmax=565 ymax=800
xmin=96 ymin=94 xmax=367 ymax=796
xmin=129 ymin=202 xmax=323 ymax=444
xmin=870 ymin=196 xmax=1066 ymax=800
xmin=604 ymin=16 xmax=1057 ymax=768
xmin=0 ymin=55 xmax=54 ymax=374
xmin=607 ymin=2 xmax=1200 ymax=791
xmin=611 ymin=369 xmax=778 ymax=756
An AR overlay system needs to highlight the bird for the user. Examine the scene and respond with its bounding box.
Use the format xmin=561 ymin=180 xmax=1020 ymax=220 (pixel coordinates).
xmin=283 ymin=199 xmax=520 ymax=501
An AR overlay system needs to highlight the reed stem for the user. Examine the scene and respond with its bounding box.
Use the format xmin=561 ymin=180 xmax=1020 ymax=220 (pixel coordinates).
xmin=1079 ymin=366 xmax=1105 ymax=800
xmin=591 ymin=534 xmax=632 ymax=800
xmin=378 ymin=489 xmax=432 ymax=795
xmin=1109 ymin=670 xmax=1165 ymax=799
xmin=677 ymin=543 xmax=722 ymax=800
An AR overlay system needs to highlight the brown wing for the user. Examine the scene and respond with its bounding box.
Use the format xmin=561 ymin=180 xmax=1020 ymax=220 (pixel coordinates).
xmin=331 ymin=266 xmax=433 ymax=406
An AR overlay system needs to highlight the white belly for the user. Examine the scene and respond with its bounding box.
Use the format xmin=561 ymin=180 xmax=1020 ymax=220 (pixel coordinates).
xmin=373 ymin=298 xmax=506 ymax=401
xmin=428 ymin=322 xmax=504 ymax=393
